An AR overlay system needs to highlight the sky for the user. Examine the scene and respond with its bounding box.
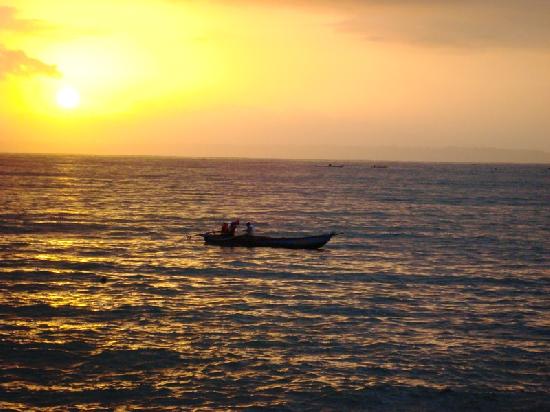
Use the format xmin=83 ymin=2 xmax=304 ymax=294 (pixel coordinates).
xmin=1 ymin=0 xmax=549 ymax=162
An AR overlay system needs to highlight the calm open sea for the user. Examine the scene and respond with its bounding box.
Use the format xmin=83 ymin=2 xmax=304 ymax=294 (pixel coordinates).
xmin=0 ymin=154 xmax=548 ymax=411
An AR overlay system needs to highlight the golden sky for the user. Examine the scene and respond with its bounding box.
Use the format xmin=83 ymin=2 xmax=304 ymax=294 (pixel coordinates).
xmin=1 ymin=0 xmax=549 ymax=161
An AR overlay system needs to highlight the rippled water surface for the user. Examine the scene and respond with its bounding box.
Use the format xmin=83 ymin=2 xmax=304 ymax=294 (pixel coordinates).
xmin=1 ymin=154 xmax=548 ymax=411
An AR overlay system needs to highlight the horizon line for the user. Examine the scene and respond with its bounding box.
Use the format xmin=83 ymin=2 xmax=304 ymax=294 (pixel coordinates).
xmin=1 ymin=150 xmax=549 ymax=165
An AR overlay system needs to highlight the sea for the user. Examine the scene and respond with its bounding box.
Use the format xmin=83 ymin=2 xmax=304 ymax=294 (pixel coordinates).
xmin=0 ymin=154 xmax=548 ymax=411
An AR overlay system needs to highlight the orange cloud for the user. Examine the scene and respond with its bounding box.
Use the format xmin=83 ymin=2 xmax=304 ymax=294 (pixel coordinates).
xmin=0 ymin=5 xmax=48 ymax=31
xmin=0 ymin=6 xmax=59 ymax=79
xmin=0 ymin=45 xmax=60 ymax=78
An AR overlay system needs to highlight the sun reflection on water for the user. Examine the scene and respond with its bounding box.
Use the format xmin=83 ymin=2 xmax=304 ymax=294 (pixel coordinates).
xmin=0 ymin=156 xmax=548 ymax=409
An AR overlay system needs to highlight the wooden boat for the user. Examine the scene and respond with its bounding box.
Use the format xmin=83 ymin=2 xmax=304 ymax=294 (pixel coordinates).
xmin=203 ymin=232 xmax=336 ymax=249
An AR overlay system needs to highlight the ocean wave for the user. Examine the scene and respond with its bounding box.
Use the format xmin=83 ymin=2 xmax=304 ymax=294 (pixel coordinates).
xmin=1 ymin=156 xmax=548 ymax=410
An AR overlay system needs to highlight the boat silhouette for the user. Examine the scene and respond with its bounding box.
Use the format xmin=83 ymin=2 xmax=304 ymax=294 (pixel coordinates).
xmin=203 ymin=232 xmax=336 ymax=249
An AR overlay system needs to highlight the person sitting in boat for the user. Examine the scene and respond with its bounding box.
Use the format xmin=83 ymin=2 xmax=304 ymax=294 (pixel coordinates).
xmin=245 ymin=221 xmax=255 ymax=236
xmin=221 ymin=222 xmax=229 ymax=234
xmin=229 ymin=220 xmax=240 ymax=235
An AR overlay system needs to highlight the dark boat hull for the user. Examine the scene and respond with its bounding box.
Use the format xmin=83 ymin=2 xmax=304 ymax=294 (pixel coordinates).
xmin=203 ymin=233 xmax=335 ymax=249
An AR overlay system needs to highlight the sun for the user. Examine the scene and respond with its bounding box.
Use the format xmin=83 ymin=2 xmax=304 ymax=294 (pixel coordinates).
xmin=56 ymin=86 xmax=81 ymax=109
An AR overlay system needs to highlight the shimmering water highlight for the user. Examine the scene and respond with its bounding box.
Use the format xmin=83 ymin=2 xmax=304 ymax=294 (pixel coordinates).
xmin=0 ymin=154 xmax=548 ymax=410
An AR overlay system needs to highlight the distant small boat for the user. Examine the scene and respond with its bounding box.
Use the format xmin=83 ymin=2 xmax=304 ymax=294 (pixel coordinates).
xmin=328 ymin=163 xmax=344 ymax=168
xmin=315 ymin=163 xmax=344 ymax=168
xmin=371 ymin=165 xmax=388 ymax=169
xmin=203 ymin=232 xmax=336 ymax=249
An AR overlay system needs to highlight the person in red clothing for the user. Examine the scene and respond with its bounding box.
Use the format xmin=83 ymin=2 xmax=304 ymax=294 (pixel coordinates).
xmin=221 ymin=222 xmax=229 ymax=234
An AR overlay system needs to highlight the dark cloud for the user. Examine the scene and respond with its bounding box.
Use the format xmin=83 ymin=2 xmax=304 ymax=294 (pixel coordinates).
xmin=182 ymin=0 xmax=550 ymax=49
xmin=0 ymin=6 xmax=59 ymax=79
xmin=334 ymin=1 xmax=550 ymax=49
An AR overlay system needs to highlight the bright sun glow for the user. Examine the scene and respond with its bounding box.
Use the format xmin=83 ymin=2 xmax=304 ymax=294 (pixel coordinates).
xmin=56 ymin=86 xmax=80 ymax=109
